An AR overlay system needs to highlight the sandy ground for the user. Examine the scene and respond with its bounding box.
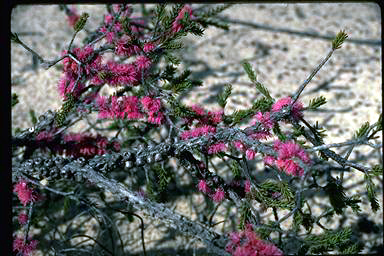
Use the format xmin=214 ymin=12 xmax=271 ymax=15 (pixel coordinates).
xmin=11 ymin=3 xmax=382 ymax=255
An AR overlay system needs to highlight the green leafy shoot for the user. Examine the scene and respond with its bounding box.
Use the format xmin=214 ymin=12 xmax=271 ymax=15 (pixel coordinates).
xmin=354 ymin=121 xmax=370 ymax=138
xmin=364 ymin=173 xmax=380 ymax=212
xmin=242 ymin=61 xmax=272 ymax=100
xmin=242 ymin=61 xmax=257 ymax=83
xmin=371 ymin=164 xmax=383 ymax=176
xmin=308 ymin=96 xmax=327 ymax=110
xmin=332 ymin=30 xmax=348 ymax=50
xmin=217 ymin=84 xmax=232 ymax=108
xmin=74 ymin=13 xmax=89 ymax=32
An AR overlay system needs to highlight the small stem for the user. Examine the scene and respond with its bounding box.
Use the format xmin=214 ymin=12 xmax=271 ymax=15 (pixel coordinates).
xmin=292 ymin=49 xmax=335 ymax=104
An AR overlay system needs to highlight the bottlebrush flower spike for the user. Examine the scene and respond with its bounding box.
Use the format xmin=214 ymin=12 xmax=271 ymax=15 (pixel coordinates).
xmin=233 ymin=140 xmax=246 ymax=152
xmin=172 ymin=5 xmax=195 ymax=33
xmin=246 ymin=149 xmax=257 ymax=160
xmin=18 ymin=212 xmax=28 ymax=225
xmin=271 ymin=96 xmax=304 ymax=120
xmin=13 ymin=180 xmax=38 ymax=206
xmin=135 ymin=55 xmax=152 ymax=71
xmin=265 ymin=140 xmax=311 ymax=177
xmin=212 ymin=187 xmax=225 ymax=203
xmin=226 ymin=225 xmax=283 ymax=256
xmin=143 ymin=42 xmax=155 ymax=53
xmin=207 ymin=142 xmax=228 ymax=154
xmin=180 ymin=125 xmax=216 ymax=140
xmin=251 ymin=111 xmax=275 ymax=129
xmin=13 ymin=236 xmax=38 ymax=256
xmin=198 ymin=180 xmax=210 ymax=194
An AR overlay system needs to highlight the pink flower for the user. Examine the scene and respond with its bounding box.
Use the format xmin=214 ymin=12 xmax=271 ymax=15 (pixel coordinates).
xmin=135 ymin=56 xmax=152 ymax=71
xmin=265 ymin=140 xmax=311 ymax=177
xmin=105 ymin=14 xmax=114 ymax=24
xmin=263 ymin=155 xmax=276 ymax=166
xmin=244 ymin=180 xmax=251 ymax=193
xmin=143 ymin=42 xmax=155 ymax=53
xmin=13 ymin=236 xmax=38 ymax=256
xmin=198 ymin=180 xmax=210 ymax=194
xmin=271 ymin=96 xmax=304 ymax=120
xmin=99 ymin=26 xmax=107 ymax=33
xmin=252 ymin=111 xmax=275 ymax=129
xmin=13 ymin=180 xmax=38 ymax=206
xmin=233 ymin=140 xmax=246 ymax=152
xmin=212 ymin=187 xmax=225 ymax=203
xmin=18 ymin=212 xmax=28 ymax=225
xmin=207 ymin=142 xmax=228 ymax=154
xmin=226 ymin=225 xmax=283 ymax=256
xmin=180 ymin=125 xmax=216 ymax=140
xmin=141 ymin=96 xmax=162 ymax=112
xmin=191 ymin=104 xmax=206 ymax=116
xmin=172 ymin=5 xmax=195 ymax=33
xmin=147 ymin=111 xmax=165 ymax=125
xmin=106 ymin=31 xmax=116 ymax=44
xmin=114 ymin=22 xmax=122 ymax=32
xmin=208 ymin=110 xmax=224 ymax=124
xmin=246 ymin=149 xmax=257 ymax=160
xmin=36 ymin=131 xmax=54 ymax=142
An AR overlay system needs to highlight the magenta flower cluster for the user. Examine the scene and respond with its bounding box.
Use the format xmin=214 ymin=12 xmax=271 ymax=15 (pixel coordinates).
xmin=226 ymin=224 xmax=283 ymax=256
xmin=264 ymin=140 xmax=311 ymax=176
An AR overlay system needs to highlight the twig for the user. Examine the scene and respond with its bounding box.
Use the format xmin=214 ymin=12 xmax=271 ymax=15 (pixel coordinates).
xmin=292 ymin=48 xmax=334 ymax=104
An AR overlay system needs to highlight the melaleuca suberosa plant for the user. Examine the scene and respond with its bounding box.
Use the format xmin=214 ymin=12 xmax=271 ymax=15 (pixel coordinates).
xmin=11 ymin=4 xmax=382 ymax=256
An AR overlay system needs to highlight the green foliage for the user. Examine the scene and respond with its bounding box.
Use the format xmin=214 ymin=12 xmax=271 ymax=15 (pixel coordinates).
xmin=371 ymin=164 xmax=383 ymax=176
xmin=251 ymin=97 xmax=274 ymax=112
xmin=304 ymin=228 xmax=359 ymax=254
xmin=29 ymin=109 xmax=38 ymax=126
xmin=167 ymin=96 xmax=199 ymax=118
xmin=238 ymin=200 xmax=252 ymax=230
xmin=228 ymin=97 xmax=273 ymax=125
xmin=354 ymin=121 xmax=370 ymax=138
xmin=217 ymin=84 xmax=232 ymax=108
xmin=308 ymin=96 xmax=327 ymax=110
xmin=324 ymin=176 xmax=347 ymax=215
xmin=345 ymin=195 xmax=361 ymax=214
xmin=229 ymin=160 xmax=241 ymax=179
xmin=332 ymin=30 xmax=348 ymax=50
xmin=313 ymin=120 xmax=327 ymax=139
xmin=293 ymin=211 xmax=314 ymax=232
xmin=146 ymin=179 xmax=157 ymax=201
xmin=364 ymin=172 xmax=380 ymax=212
xmin=242 ymin=61 xmax=272 ymax=100
xmin=251 ymin=180 xmax=295 ymax=210
xmin=164 ymin=52 xmax=181 ymax=65
xmin=74 ymin=13 xmax=89 ymax=32
xmin=242 ymin=61 xmax=257 ymax=83
xmin=153 ymin=165 xmax=171 ymax=192
xmin=55 ymin=94 xmax=76 ymax=127
xmin=162 ymin=69 xmax=203 ymax=94
xmin=273 ymin=123 xmax=287 ymax=141
xmin=12 ymin=93 xmax=19 ymax=107
xmin=163 ymin=40 xmax=183 ymax=50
